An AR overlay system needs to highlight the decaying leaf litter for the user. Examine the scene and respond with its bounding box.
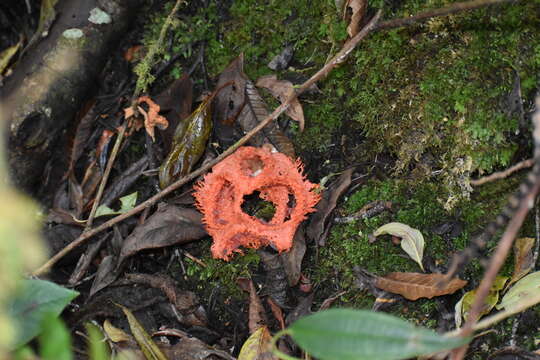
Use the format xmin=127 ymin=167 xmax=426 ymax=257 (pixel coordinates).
xmin=3 ymin=0 xmax=540 ymax=359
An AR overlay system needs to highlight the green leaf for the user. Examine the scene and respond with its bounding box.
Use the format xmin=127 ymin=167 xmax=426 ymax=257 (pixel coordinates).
xmin=288 ymin=309 xmax=469 ymax=360
xmin=238 ymin=326 xmax=273 ymax=360
xmin=95 ymin=192 xmax=138 ymax=217
xmin=116 ymin=303 xmax=168 ymax=360
xmin=373 ymin=222 xmax=425 ymax=271
xmin=497 ymin=271 xmax=540 ymax=311
xmin=455 ymin=276 xmax=508 ymax=328
xmin=0 ymin=40 xmax=22 ymax=74
xmin=86 ymin=323 xmax=110 ymax=360
xmin=39 ymin=313 xmax=73 ymax=360
xmin=8 ymin=279 xmax=78 ymax=348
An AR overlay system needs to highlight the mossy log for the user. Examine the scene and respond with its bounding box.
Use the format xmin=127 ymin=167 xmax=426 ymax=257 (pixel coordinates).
xmin=2 ymin=0 xmax=141 ymax=192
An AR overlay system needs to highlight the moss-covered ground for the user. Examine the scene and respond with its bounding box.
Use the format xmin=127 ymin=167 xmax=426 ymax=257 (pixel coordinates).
xmin=141 ymin=0 xmax=540 ymax=356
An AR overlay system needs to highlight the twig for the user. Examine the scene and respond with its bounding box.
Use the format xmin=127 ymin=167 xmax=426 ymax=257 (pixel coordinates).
xmin=534 ymin=197 xmax=540 ymax=267
xmin=85 ymin=125 xmax=126 ymax=229
xmin=133 ymin=0 xmax=186 ymax=100
xmin=375 ymin=0 xmax=517 ymax=31
xmin=470 ymin=159 xmax=534 ymax=186
xmin=451 ymin=176 xmax=540 ymax=359
xmin=450 ymin=96 xmax=540 ymax=360
xmin=31 ymin=12 xmax=382 ymax=277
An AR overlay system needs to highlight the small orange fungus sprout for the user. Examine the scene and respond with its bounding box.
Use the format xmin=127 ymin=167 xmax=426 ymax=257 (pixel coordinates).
xmin=193 ymin=146 xmax=320 ymax=260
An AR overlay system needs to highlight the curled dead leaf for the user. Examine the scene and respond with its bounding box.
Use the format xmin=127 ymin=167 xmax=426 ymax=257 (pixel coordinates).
xmin=256 ymin=74 xmax=305 ymax=131
xmin=374 ymin=272 xmax=467 ymax=301
xmin=373 ymin=222 xmax=425 ymax=271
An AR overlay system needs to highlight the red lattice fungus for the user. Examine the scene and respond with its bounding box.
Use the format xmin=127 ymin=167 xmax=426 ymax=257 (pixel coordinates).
xmin=193 ymin=146 xmax=320 ymax=260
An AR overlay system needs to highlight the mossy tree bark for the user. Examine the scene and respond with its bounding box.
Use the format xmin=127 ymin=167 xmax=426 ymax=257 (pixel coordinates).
xmin=2 ymin=0 xmax=141 ymax=192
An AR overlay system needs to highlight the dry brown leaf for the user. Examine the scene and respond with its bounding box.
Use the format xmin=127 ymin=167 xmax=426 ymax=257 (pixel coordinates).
xmin=256 ymin=74 xmax=305 ymax=131
xmin=374 ymin=272 xmax=467 ymax=301
xmin=509 ymin=237 xmax=536 ymax=286
xmin=307 ymin=168 xmax=353 ymax=245
xmin=344 ymin=0 xmax=367 ymax=38
xmin=118 ymin=203 xmax=207 ymax=263
xmin=237 ymin=278 xmax=268 ymax=334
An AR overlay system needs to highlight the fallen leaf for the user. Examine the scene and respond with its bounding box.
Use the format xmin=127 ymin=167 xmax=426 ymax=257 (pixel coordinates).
xmin=65 ymin=99 xmax=97 ymax=179
xmin=23 ymin=0 xmax=59 ymax=54
xmin=101 ymin=156 xmax=149 ymax=207
xmin=373 ymin=222 xmax=425 ymax=271
xmin=509 ymin=237 xmax=536 ymax=287
xmin=153 ymin=74 xmax=193 ymax=153
xmin=89 ymin=255 xmax=121 ymax=297
xmin=238 ymin=278 xmax=268 ymax=334
xmin=115 ymin=303 xmax=168 ymax=360
xmin=242 ymin=80 xmax=296 ymax=157
xmin=285 ymin=293 xmax=314 ymax=326
xmin=213 ymin=55 xmax=295 ymax=157
xmin=104 ymin=319 xmax=133 ymax=343
xmin=307 ymin=168 xmax=353 ymax=245
xmin=68 ymin=234 xmax=109 ymax=285
xmin=81 ymin=161 xmax=103 ymax=209
xmin=68 ymin=174 xmax=84 ymax=218
xmin=214 ymin=54 xmax=247 ymax=128
xmin=268 ymin=45 xmax=294 ymax=71
xmin=238 ymin=326 xmax=277 ymax=360
xmin=95 ymin=191 xmax=138 ymax=217
xmin=125 ymin=273 xmax=205 ymax=326
xmin=280 ymin=227 xmax=307 ymax=286
xmin=0 ymin=39 xmax=22 ymax=74
xmin=374 ymin=272 xmax=467 ymax=301
xmin=256 ymin=74 xmax=305 ymax=131
xmin=454 ymin=276 xmax=508 ymax=328
xmin=96 ymin=129 xmax=115 ymax=170
xmin=158 ymin=96 xmax=212 ymax=188
xmin=497 ymin=271 xmax=540 ymax=311
xmin=119 ymin=204 xmax=207 ymax=263
xmin=267 ymin=297 xmax=286 ymax=330
xmin=344 ymin=0 xmax=367 ymax=38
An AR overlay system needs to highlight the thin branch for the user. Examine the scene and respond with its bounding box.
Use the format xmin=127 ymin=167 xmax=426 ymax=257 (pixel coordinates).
xmin=375 ymin=0 xmax=517 ymax=31
xmin=31 ymin=12 xmax=382 ymax=277
xmin=450 ymin=95 xmax=540 ymax=360
xmin=85 ymin=125 xmax=126 ymax=229
xmin=451 ymin=177 xmax=540 ymax=359
xmin=470 ymin=158 xmax=534 ymax=186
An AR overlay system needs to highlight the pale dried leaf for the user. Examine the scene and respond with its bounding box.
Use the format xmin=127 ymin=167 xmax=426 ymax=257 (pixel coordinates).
xmin=104 ymin=319 xmax=133 ymax=343
xmin=256 ymin=75 xmax=305 ymax=131
xmin=497 ymin=271 xmax=540 ymax=311
xmin=116 ymin=303 xmax=168 ymax=360
xmin=373 ymin=222 xmax=425 ymax=271
xmin=344 ymin=0 xmax=367 ymax=37
xmin=374 ymin=272 xmax=467 ymax=301
xmin=238 ymin=278 xmax=268 ymax=334
xmin=509 ymin=237 xmax=536 ymax=286
xmin=238 ymin=326 xmax=278 ymax=360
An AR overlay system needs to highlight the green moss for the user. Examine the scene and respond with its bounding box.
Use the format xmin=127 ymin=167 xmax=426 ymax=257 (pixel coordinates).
xmin=184 ymin=242 xmax=260 ymax=298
